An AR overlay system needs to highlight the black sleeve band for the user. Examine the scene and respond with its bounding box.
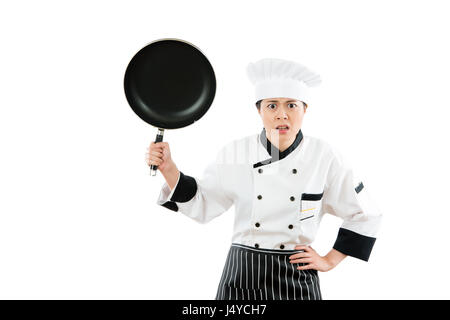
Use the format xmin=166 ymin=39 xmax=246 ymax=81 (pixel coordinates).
xmin=169 ymin=171 xmax=198 ymax=203
xmin=332 ymin=227 xmax=376 ymax=262
xmin=161 ymin=201 xmax=179 ymax=212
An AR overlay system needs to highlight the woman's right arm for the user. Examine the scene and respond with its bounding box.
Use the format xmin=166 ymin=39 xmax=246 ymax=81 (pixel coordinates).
xmin=146 ymin=141 xmax=234 ymax=224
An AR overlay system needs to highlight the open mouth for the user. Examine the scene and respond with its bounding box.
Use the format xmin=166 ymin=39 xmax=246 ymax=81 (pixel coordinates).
xmin=276 ymin=125 xmax=290 ymax=131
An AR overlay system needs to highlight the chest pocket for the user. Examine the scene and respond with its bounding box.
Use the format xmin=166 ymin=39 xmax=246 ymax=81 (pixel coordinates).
xmin=299 ymin=192 xmax=324 ymax=222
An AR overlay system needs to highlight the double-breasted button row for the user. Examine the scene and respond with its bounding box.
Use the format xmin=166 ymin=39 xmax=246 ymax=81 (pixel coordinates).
xmin=253 ymin=167 xmax=298 ymax=251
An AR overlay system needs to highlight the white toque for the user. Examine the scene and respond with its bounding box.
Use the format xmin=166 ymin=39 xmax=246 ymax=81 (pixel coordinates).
xmin=246 ymin=58 xmax=321 ymax=104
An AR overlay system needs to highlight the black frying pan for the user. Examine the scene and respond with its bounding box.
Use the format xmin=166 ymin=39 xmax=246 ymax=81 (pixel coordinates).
xmin=124 ymin=38 xmax=216 ymax=176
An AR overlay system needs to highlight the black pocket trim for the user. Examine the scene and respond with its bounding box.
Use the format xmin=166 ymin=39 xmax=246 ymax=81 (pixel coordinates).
xmin=301 ymin=192 xmax=324 ymax=201
xmin=300 ymin=215 xmax=314 ymax=221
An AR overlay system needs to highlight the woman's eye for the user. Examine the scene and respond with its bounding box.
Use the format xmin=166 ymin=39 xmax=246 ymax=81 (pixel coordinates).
xmin=267 ymin=104 xmax=276 ymax=109
xmin=288 ymin=103 xmax=297 ymax=108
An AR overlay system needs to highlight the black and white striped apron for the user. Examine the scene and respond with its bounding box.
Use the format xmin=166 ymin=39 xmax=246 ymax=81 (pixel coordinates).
xmin=215 ymin=243 xmax=322 ymax=300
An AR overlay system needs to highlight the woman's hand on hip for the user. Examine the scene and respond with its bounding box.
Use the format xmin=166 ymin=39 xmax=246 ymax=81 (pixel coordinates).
xmin=289 ymin=245 xmax=336 ymax=272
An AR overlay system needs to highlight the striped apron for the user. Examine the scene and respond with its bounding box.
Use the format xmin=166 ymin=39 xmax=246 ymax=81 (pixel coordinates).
xmin=215 ymin=243 xmax=322 ymax=300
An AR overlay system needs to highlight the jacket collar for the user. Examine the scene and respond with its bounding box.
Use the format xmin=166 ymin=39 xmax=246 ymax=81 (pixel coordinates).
xmin=254 ymin=127 xmax=303 ymax=168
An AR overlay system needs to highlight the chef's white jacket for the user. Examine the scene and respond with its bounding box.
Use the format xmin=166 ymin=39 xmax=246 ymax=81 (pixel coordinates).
xmin=157 ymin=128 xmax=382 ymax=261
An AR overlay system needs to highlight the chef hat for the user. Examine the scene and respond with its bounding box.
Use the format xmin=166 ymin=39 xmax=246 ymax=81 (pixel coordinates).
xmin=246 ymin=58 xmax=321 ymax=104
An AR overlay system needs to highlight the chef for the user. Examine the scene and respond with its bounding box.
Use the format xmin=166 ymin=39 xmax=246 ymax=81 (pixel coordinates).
xmin=147 ymin=58 xmax=382 ymax=300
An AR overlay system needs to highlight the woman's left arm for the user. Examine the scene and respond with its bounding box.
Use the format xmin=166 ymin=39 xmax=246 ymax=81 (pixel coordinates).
xmin=321 ymin=150 xmax=383 ymax=262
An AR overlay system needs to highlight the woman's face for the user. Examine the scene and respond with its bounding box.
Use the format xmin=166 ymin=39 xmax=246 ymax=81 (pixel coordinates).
xmin=258 ymin=97 xmax=306 ymax=146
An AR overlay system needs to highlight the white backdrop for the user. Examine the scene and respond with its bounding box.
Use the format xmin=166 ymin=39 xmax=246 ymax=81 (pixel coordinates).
xmin=1 ymin=0 xmax=449 ymax=299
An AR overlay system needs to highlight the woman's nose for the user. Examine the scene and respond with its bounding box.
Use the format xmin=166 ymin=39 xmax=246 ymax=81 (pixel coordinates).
xmin=276 ymin=109 xmax=288 ymax=119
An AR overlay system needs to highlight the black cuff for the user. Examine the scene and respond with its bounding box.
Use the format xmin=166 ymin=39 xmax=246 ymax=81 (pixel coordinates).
xmin=332 ymin=228 xmax=376 ymax=262
xmin=169 ymin=171 xmax=197 ymax=203
xmin=161 ymin=201 xmax=179 ymax=212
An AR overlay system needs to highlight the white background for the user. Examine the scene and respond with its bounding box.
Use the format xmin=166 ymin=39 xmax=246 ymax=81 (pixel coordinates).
xmin=1 ymin=0 xmax=449 ymax=299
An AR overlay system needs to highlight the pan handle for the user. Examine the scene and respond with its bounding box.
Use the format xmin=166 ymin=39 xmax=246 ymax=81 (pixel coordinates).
xmin=150 ymin=128 xmax=165 ymax=176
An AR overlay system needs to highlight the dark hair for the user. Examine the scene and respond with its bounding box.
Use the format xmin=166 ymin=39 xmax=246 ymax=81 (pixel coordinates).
xmin=255 ymin=99 xmax=307 ymax=110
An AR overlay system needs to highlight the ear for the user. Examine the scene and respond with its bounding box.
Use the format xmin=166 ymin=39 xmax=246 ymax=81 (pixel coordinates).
xmin=257 ymin=106 xmax=262 ymax=115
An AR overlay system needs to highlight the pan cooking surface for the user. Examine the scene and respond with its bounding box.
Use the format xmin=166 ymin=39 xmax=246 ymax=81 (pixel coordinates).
xmin=124 ymin=40 xmax=216 ymax=129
